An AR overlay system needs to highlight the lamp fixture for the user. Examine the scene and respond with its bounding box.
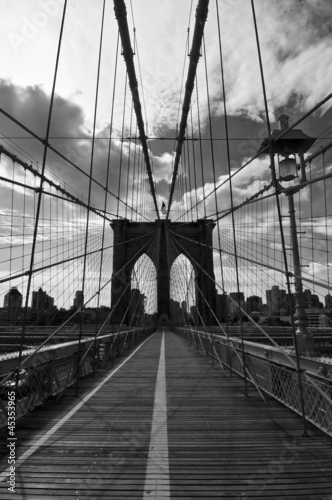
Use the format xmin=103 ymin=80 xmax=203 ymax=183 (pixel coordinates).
xmin=278 ymin=155 xmax=297 ymax=182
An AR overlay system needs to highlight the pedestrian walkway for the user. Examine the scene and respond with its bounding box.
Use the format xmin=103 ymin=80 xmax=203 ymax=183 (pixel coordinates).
xmin=1 ymin=329 xmax=332 ymax=499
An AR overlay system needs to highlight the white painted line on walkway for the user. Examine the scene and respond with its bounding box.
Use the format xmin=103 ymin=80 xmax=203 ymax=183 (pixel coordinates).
xmin=143 ymin=329 xmax=170 ymax=499
xmin=0 ymin=333 xmax=155 ymax=483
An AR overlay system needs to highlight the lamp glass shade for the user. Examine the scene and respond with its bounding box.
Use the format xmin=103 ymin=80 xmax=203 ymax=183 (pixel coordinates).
xmin=279 ymin=157 xmax=297 ymax=181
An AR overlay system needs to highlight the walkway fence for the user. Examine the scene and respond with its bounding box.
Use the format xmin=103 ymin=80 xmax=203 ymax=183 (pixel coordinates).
xmin=0 ymin=327 xmax=154 ymax=429
xmin=176 ymin=327 xmax=332 ymax=438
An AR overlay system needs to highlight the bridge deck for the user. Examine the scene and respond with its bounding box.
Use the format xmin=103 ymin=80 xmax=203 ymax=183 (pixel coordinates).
xmin=1 ymin=329 xmax=332 ymax=499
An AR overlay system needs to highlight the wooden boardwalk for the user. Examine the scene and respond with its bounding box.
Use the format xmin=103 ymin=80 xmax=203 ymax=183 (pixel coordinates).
xmin=1 ymin=329 xmax=332 ymax=499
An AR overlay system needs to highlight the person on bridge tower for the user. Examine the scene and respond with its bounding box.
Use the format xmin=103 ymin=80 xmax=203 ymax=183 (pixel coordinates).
xmin=161 ymin=202 xmax=167 ymax=215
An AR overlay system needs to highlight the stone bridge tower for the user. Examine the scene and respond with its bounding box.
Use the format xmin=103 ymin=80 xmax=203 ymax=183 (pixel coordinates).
xmin=110 ymin=219 xmax=217 ymax=326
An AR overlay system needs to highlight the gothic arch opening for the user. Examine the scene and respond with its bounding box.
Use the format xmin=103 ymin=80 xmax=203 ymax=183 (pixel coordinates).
xmin=170 ymin=254 xmax=196 ymax=326
xmin=130 ymin=254 xmax=157 ymax=327
xmin=110 ymin=219 xmax=217 ymax=327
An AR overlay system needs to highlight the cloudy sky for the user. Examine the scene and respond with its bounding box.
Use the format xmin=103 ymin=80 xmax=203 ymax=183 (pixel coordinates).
xmin=0 ymin=0 xmax=332 ymax=308
xmin=1 ymin=0 xmax=332 ymax=207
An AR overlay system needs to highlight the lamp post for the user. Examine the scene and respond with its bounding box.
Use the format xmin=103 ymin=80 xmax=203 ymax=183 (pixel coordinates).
xmin=259 ymin=115 xmax=317 ymax=357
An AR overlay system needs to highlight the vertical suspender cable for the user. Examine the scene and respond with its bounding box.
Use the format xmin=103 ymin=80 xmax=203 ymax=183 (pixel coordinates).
xmin=16 ymin=0 xmax=68 ymax=378
xmin=182 ymin=146 xmax=188 ymax=222
xmin=202 ymin=34 xmax=219 ymax=327
xmin=76 ymin=0 xmax=106 ymax=395
xmin=250 ymin=0 xmax=307 ymax=435
xmin=195 ymin=77 xmax=207 ymax=219
xmin=93 ymin=30 xmax=120 ymax=374
xmin=125 ymin=101 xmax=134 ymax=219
xmin=185 ymin=131 xmax=193 ymax=219
xmin=9 ymin=160 xmax=15 ymax=291
xmin=215 ymin=4 xmax=248 ymax=394
xmin=322 ymin=152 xmax=330 ymax=291
xmin=117 ymin=71 xmax=128 ymax=218
xmin=131 ymin=125 xmax=138 ymax=220
xmin=190 ymin=107 xmax=199 ymax=220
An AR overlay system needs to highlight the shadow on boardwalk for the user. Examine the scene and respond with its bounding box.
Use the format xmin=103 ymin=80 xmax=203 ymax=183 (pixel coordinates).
xmin=0 ymin=329 xmax=331 ymax=499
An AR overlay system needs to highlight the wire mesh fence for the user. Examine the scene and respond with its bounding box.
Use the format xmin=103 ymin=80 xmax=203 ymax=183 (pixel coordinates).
xmin=176 ymin=327 xmax=332 ymax=438
xmin=0 ymin=327 xmax=154 ymax=429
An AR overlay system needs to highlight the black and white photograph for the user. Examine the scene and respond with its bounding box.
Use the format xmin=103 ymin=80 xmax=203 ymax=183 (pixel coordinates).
xmin=0 ymin=1 xmax=332 ymax=498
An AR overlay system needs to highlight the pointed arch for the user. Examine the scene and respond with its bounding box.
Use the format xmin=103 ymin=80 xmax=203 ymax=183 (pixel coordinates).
xmin=170 ymin=254 xmax=196 ymax=325
xmin=130 ymin=253 xmax=157 ymax=326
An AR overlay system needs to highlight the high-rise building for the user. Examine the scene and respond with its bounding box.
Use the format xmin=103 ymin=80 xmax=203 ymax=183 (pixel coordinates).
xmin=303 ymin=289 xmax=312 ymax=308
xmin=73 ymin=290 xmax=84 ymax=309
xmin=31 ymin=288 xmax=54 ymax=309
xmin=170 ymin=299 xmax=181 ymax=324
xmin=266 ymin=286 xmax=286 ymax=316
xmin=216 ymin=293 xmax=228 ymax=323
xmin=246 ymin=295 xmax=263 ymax=314
xmin=190 ymin=305 xmax=199 ymax=324
xmin=228 ymin=292 xmax=245 ymax=318
xmin=325 ymin=294 xmax=332 ymax=309
xmin=311 ymin=294 xmax=323 ymax=308
xmin=129 ymin=289 xmax=146 ymax=324
xmin=4 ymin=287 xmax=22 ymax=310
xmin=303 ymin=289 xmax=322 ymax=309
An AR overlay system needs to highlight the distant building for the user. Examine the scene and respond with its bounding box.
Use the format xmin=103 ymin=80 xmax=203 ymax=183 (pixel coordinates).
xmin=303 ymin=289 xmax=323 ymax=309
xmin=266 ymin=286 xmax=286 ymax=316
xmin=229 ymin=292 xmax=245 ymax=318
xmin=306 ymin=308 xmax=332 ymax=328
xmin=4 ymin=287 xmax=22 ymax=311
xmin=216 ymin=293 xmax=228 ymax=323
xmin=170 ymin=299 xmax=181 ymax=324
xmin=130 ymin=289 xmax=146 ymax=323
xmin=179 ymin=301 xmax=191 ymax=324
xmin=73 ymin=290 xmax=84 ymax=309
xmin=31 ymin=288 xmax=54 ymax=309
xmin=190 ymin=305 xmax=199 ymax=324
xmin=325 ymin=294 xmax=332 ymax=309
xmin=282 ymin=293 xmax=296 ymax=315
xmin=246 ymin=295 xmax=263 ymax=314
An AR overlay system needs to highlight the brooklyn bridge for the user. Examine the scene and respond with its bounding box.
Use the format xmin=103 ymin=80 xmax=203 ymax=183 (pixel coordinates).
xmin=1 ymin=0 xmax=332 ymax=498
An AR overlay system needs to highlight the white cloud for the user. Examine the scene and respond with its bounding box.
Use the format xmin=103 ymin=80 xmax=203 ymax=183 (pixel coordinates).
xmin=2 ymin=0 xmax=331 ymax=135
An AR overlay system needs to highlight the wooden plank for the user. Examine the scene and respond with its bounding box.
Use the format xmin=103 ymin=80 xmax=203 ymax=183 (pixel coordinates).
xmin=0 ymin=329 xmax=331 ymax=499
xmin=165 ymin=330 xmax=332 ymax=499
xmin=0 ymin=334 xmax=159 ymax=499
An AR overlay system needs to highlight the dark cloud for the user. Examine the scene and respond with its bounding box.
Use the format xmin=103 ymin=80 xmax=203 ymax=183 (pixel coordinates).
xmin=0 ymin=80 xmax=159 ymax=218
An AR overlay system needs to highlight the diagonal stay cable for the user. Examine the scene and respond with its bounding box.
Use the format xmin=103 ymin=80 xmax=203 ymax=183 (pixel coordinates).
xmin=173 ymin=92 xmax=332 ymax=223
xmin=167 ymin=230 xmax=268 ymax=403
xmin=15 ymin=1 xmax=68 ymax=390
xmin=0 ymin=115 xmax=150 ymax=222
xmin=3 ymin=229 xmax=158 ymax=380
xmin=169 ymin=231 xmax=332 ymax=409
xmin=79 ymin=227 xmax=159 ymax=368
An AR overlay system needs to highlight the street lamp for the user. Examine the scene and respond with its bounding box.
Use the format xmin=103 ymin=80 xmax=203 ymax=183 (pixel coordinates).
xmin=258 ymin=115 xmax=317 ymax=357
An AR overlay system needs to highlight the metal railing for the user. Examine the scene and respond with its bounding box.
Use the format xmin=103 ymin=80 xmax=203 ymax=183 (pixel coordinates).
xmin=176 ymin=327 xmax=332 ymax=438
xmin=0 ymin=327 xmax=154 ymax=429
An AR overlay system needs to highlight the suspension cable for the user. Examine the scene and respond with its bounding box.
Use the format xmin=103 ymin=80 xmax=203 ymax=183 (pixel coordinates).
xmin=113 ymin=0 xmax=159 ymax=218
xmin=250 ymin=0 xmax=307 ymax=434
xmin=16 ymin=0 xmax=68 ymax=380
xmin=167 ymin=0 xmax=210 ymax=218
